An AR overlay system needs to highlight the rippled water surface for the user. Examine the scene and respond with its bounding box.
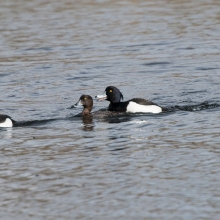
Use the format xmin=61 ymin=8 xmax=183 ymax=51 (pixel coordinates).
xmin=1 ymin=0 xmax=220 ymax=219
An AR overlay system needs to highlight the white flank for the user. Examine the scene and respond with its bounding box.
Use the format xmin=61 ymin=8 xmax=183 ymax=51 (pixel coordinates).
xmin=0 ymin=118 xmax=13 ymax=128
xmin=126 ymin=101 xmax=162 ymax=114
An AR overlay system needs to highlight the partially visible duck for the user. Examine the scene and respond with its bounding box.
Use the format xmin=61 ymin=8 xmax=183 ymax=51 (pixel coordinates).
xmin=96 ymin=86 xmax=164 ymax=114
xmin=0 ymin=114 xmax=15 ymax=127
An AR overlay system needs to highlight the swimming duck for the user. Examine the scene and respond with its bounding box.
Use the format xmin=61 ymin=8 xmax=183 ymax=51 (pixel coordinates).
xmin=72 ymin=94 xmax=128 ymax=117
xmin=0 ymin=114 xmax=15 ymax=127
xmin=72 ymin=95 xmax=93 ymax=116
xmin=96 ymin=86 xmax=164 ymax=114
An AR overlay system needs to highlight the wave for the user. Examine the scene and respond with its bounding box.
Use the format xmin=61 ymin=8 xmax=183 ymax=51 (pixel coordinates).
xmin=10 ymin=101 xmax=220 ymax=127
xmin=13 ymin=118 xmax=57 ymax=127
xmin=168 ymin=101 xmax=220 ymax=112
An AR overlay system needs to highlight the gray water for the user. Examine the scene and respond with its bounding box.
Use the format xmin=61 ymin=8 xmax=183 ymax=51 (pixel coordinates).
xmin=0 ymin=0 xmax=220 ymax=219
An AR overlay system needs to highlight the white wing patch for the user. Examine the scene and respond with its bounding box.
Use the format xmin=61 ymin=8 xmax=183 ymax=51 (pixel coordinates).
xmin=126 ymin=101 xmax=162 ymax=114
xmin=0 ymin=118 xmax=13 ymax=127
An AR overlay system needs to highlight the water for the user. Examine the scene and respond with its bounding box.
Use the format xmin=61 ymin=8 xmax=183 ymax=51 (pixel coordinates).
xmin=0 ymin=0 xmax=220 ymax=219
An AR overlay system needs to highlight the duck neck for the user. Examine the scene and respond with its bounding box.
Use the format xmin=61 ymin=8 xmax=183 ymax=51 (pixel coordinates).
xmin=109 ymin=101 xmax=127 ymax=112
xmin=82 ymin=107 xmax=92 ymax=116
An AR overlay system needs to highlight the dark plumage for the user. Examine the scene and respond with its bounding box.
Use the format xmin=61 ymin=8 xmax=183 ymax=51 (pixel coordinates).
xmin=72 ymin=94 xmax=128 ymax=118
xmin=0 ymin=114 xmax=15 ymax=127
xmin=72 ymin=95 xmax=93 ymax=116
xmin=96 ymin=86 xmax=164 ymax=113
xmin=129 ymin=98 xmax=157 ymax=106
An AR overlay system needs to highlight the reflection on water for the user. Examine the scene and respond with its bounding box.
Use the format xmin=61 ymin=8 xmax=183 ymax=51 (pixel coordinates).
xmin=0 ymin=0 xmax=220 ymax=219
xmin=81 ymin=116 xmax=95 ymax=131
xmin=0 ymin=128 xmax=13 ymax=139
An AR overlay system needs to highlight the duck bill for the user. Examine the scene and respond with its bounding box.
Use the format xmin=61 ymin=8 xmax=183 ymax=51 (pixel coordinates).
xmin=71 ymin=100 xmax=83 ymax=108
xmin=95 ymin=92 xmax=107 ymax=101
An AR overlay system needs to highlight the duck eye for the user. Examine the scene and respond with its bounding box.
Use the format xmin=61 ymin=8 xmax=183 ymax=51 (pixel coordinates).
xmin=109 ymin=90 xmax=112 ymax=93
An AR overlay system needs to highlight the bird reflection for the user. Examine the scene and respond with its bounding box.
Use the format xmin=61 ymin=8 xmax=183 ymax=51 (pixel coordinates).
xmin=0 ymin=127 xmax=13 ymax=139
xmin=81 ymin=116 xmax=94 ymax=131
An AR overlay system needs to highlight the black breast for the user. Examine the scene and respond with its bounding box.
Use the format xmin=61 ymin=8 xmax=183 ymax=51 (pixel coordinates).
xmin=108 ymin=102 xmax=129 ymax=112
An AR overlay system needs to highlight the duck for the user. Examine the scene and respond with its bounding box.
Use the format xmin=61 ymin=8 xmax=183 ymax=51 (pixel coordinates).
xmin=71 ymin=94 xmax=128 ymax=117
xmin=72 ymin=95 xmax=93 ymax=116
xmin=0 ymin=114 xmax=15 ymax=127
xmin=95 ymin=86 xmax=164 ymax=114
